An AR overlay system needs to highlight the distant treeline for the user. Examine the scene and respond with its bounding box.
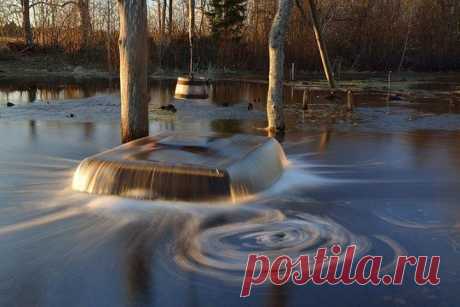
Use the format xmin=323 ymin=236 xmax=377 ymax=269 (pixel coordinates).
xmin=1 ymin=0 xmax=460 ymax=72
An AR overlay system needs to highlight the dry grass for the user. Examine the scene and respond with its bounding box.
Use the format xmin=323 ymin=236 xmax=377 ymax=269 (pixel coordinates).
xmin=0 ymin=36 xmax=22 ymax=44
xmin=0 ymin=37 xmax=14 ymax=60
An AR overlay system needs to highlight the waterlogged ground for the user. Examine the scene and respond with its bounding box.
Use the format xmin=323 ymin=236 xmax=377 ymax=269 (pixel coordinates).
xmin=0 ymin=79 xmax=459 ymax=307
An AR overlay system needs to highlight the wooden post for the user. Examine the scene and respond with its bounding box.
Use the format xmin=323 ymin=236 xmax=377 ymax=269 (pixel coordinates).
xmin=347 ymin=90 xmax=354 ymax=112
xmin=387 ymin=70 xmax=392 ymax=114
xmin=387 ymin=70 xmax=392 ymax=101
xmin=306 ymin=0 xmax=336 ymax=89
xmin=303 ymin=89 xmax=311 ymax=110
xmin=118 ymin=0 xmax=149 ymax=143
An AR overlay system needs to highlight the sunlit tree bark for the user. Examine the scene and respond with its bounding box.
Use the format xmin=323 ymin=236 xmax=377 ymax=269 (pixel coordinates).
xmin=118 ymin=0 xmax=149 ymax=143
xmin=267 ymin=0 xmax=293 ymax=132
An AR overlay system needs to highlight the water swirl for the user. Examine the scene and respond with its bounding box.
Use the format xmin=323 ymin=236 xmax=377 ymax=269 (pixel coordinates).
xmin=173 ymin=208 xmax=370 ymax=282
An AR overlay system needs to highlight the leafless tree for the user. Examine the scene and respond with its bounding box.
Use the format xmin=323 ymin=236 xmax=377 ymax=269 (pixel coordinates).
xmin=267 ymin=0 xmax=293 ymax=132
xmin=118 ymin=0 xmax=149 ymax=143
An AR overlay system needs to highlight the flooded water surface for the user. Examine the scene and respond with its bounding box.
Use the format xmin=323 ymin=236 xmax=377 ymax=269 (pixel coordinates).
xmin=0 ymin=79 xmax=459 ymax=307
xmin=0 ymin=79 xmax=273 ymax=108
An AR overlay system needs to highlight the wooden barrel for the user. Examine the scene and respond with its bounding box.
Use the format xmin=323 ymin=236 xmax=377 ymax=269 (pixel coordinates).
xmin=174 ymin=76 xmax=209 ymax=99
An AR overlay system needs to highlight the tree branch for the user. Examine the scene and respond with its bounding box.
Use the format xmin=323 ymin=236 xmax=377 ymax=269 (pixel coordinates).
xmin=29 ymin=1 xmax=77 ymax=9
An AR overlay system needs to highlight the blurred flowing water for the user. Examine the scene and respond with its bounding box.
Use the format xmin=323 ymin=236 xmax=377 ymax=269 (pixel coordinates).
xmin=0 ymin=82 xmax=460 ymax=306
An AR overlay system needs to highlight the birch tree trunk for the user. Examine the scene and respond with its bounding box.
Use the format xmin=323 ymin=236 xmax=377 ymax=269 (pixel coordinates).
xmin=188 ymin=0 xmax=195 ymax=76
xmin=21 ymin=0 xmax=33 ymax=47
xmin=398 ymin=5 xmax=414 ymax=72
xmin=118 ymin=0 xmax=149 ymax=143
xmin=78 ymin=0 xmax=92 ymax=48
xmin=267 ymin=0 xmax=293 ymax=132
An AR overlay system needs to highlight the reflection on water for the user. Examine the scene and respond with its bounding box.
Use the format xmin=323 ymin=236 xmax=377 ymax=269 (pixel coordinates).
xmin=0 ymin=80 xmax=174 ymax=106
xmin=0 ymin=119 xmax=459 ymax=306
xmin=3 ymin=79 xmax=459 ymax=123
xmin=0 ymin=79 xmax=304 ymax=110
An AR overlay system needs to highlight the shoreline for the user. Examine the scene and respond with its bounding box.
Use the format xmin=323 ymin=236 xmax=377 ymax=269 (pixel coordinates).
xmin=1 ymin=69 xmax=459 ymax=104
xmin=2 ymin=94 xmax=460 ymax=134
xmin=2 ymin=54 xmax=460 ymax=87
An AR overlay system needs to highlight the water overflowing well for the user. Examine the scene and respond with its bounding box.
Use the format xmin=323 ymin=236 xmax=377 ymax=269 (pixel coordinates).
xmin=2 ymin=76 xmax=460 ymax=306
xmin=72 ymin=133 xmax=287 ymax=202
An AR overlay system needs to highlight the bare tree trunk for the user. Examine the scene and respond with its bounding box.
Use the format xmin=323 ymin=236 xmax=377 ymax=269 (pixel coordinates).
xmin=118 ymin=0 xmax=149 ymax=143
xmin=267 ymin=0 xmax=293 ymax=132
xmin=162 ymin=0 xmax=167 ymax=35
xmin=168 ymin=0 xmax=173 ymax=34
xmin=157 ymin=0 xmax=162 ymax=32
xmin=157 ymin=0 xmax=166 ymax=68
xmin=306 ymin=0 xmax=335 ymax=89
xmin=296 ymin=0 xmax=335 ymax=89
xmin=21 ymin=0 xmax=33 ymax=46
xmin=78 ymin=0 xmax=92 ymax=49
xmin=198 ymin=0 xmax=206 ymax=35
xmin=156 ymin=0 xmax=161 ymax=67
xmin=188 ymin=0 xmax=195 ymax=76
xmin=106 ymin=0 xmax=112 ymax=73
xmin=398 ymin=5 xmax=414 ymax=72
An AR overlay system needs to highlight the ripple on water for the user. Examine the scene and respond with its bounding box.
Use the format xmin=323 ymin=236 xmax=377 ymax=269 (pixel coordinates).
xmin=173 ymin=208 xmax=371 ymax=282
